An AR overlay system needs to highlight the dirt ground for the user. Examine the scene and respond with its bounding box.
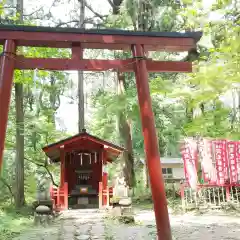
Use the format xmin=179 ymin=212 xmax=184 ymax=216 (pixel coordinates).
xmin=13 ymin=208 xmax=240 ymax=240
xmin=136 ymin=209 xmax=240 ymax=240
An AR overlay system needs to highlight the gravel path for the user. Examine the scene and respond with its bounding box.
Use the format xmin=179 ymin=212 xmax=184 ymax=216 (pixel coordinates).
xmin=13 ymin=208 xmax=240 ymax=239
xmin=136 ymin=209 xmax=240 ymax=240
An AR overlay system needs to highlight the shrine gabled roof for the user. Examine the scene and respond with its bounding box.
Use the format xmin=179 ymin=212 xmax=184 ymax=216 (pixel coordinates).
xmin=42 ymin=129 xmax=124 ymax=156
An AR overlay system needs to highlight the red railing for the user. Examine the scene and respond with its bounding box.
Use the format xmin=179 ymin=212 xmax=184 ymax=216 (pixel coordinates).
xmin=50 ymin=182 xmax=68 ymax=211
xmin=98 ymin=182 xmax=113 ymax=208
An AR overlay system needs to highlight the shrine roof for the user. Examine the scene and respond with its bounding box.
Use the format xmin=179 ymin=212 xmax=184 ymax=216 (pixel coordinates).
xmin=0 ymin=24 xmax=202 ymax=51
xmin=42 ymin=129 xmax=124 ymax=160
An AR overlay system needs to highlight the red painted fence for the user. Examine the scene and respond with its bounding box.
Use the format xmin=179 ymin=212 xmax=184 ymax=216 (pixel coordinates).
xmin=50 ymin=182 xmax=68 ymax=211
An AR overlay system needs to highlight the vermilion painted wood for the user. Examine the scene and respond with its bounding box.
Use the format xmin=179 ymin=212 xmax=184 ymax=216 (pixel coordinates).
xmin=98 ymin=182 xmax=103 ymax=208
xmin=42 ymin=133 xmax=124 ymax=154
xmin=0 ymin=30 xmax=196 ymax=51
xmin=132 ymin=45 xmax=172 ymax=240
xmin=15 ymin=57 xmax=192 ymax=72
xmin=65 ymin=152 xmax=102 ymax=198
xmin=0 ymin=25 xmax=202 ymax=239
xmin=60 ymin=150 xmax=65 ymax=187
xmin=64 ymin=182 xmax=68 ymax=209
xmin=63 ymin=143 xmax=102 ymax=153
xmin=50 ymin=182 xmax=68 ymax=210
xmin=63 ymin=146 xmax=118 ymax=159
xmin=0 ymin=40 xmax=16 ymax=171
xmin=71 ymin=45 xmax=83 ymax=59
xmin=102 ymin=172 xmax=108 ymax=206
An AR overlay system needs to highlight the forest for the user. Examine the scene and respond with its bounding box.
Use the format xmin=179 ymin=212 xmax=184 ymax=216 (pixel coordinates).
xmin=0 ymin=0 xmax=239 ymax=239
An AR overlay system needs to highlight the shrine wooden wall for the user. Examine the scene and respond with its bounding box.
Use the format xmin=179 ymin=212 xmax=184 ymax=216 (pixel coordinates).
xmin=65 ymin=152 xmax=102 ymax=193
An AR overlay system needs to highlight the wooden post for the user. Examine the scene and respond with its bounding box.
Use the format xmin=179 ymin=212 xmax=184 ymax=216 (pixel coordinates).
xmin=64 ymin=182 xmax=68 ymax=209
xmin=102 ymin=172 xmax=108 ymax=206
xmin=0 ymin=40 xmax=16 ymax=170
xmin=180 ymin=184 xmax=185 ymax=211
xmin=102 ymin=149 xmax=108 ymax=206
xmin=226 ymin=186 xmax=230 ymax=201
xmin=99 ymin=182 xmax=103 ymax=209
xmin=60 ymin=149 xmax=65 ymax=187
xmin=106 ymin=186 xmax=109 ymax=207
xmin=132 ymin=44 xmax=172 ymax=240
xmin=57 ymin=187 xmax=60 ymax=209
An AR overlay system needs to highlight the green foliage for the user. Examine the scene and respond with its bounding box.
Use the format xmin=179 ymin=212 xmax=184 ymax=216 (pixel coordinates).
xmin=89 ymin=1 xmax=240 ymax=197
xmin=0 ymin=204 xmax=33 ymax=240
xmin=0 ymin=0 xmax=6 ymax=17
xmin=1 ymin=1 xmax=240 ymax=236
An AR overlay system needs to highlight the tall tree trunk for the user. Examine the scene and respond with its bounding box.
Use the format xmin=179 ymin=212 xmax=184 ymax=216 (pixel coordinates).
xmin=136 ymin=0 xmax=152 ymax=189
xmin=78 ymin=0 xmax=85 ymax=132
xmin=112 ymin=0 xmax=123 ymax=14
xmin=15 ymin=84 xmax=25 ymax=208
xmin=108 ymin=1 xmax=136 ymax=189
xmin=15 ymin=0 xmax=25 ymax=209
xmin=117 ymin=73 xmax=135 ymax=189
xmin=111 ymin=0 xmax=153 ymax=189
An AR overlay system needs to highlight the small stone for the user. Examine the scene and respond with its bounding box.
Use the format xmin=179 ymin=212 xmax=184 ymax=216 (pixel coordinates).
xmin=74 ymin=230 xmax=81 ymax=236
xmin=119 ymin=216 xmax=135 ymax=224
xmin=35 ymin=205 xmax=51 ymax=213
xmin=75 ymin=235 xmax=90 ymax=240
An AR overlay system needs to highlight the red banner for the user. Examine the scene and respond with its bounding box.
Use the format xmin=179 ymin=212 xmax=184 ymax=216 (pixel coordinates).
xmin=227 ymin=141 xmax=238 ymax=184
xmin=181 ymin=139 xmax=240 ymax=186
xmin=214 ymin=140 xmax=228 ymax=185
xmin=236 ymin=142 xmax=240 ymax=183
xmin=199 ymin=139 xmax=217 ymax=184
xmin=181 ymin=139 xmax=198 ymax=189
xmin=198 ymin=139 xmax=213 ymax=183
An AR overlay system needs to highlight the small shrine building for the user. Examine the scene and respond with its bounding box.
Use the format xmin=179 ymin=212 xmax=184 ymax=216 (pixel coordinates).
xmin=42 ymin=129 xmax=124 ymax=210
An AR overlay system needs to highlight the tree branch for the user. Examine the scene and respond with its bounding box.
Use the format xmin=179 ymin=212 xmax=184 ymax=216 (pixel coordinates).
xmin=55 ymin=20 xmax=79 ymax=28
xmin=0 ymin=176 xmax=14 ymax=198
xmin=85 ymin=2 xmax=105 ymax=20
xmin=44 ymin=163 xmax=59 ymax=188
xmin=107 ymin=0 xmax=115 ymax=9
xmin=55 ymin=18 xmax=97 ymax=28
xmin=0 ymin=6 xmax=16 ymax=9
xmin=24 ymin=157 xmax=59 ymax=187
xmin=23 ymin=6 xmax=43 ymax=17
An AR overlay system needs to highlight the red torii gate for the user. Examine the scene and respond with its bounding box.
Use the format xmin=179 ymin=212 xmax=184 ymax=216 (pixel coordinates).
xmin=0 ymin=25 xmax=202 ymax=240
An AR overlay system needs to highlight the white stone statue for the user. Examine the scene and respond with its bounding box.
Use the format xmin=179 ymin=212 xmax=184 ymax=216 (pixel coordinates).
xmin=113 ymin=175 xmax=128 ymax=198
xmin=36 ymin=168 xmax=51 ymax=201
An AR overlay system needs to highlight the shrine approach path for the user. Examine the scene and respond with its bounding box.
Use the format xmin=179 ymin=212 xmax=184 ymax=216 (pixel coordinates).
xmin=14 ymin=208 xmax=240 ymax=240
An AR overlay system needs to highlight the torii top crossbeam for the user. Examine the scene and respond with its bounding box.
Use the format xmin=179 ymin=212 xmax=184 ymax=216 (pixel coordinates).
xmin=0 ymin=25 xmax=201 ymax=72
xmin=0 ymin=24 xmax=201 ymax=50
xmin=0 ymin=24 xmax=202 ymax=240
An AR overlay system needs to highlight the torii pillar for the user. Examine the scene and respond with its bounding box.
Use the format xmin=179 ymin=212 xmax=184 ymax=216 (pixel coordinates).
xmin=132 ymin=44 xmax=171 ymax=240
xmin=0 ymin=40 xmax=16 ymax=168
xmin=0 ymin=25 xmax=202 ymax=240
